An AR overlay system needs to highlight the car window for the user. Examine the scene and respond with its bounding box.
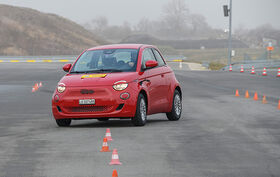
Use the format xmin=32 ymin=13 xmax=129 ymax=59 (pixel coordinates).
xmin=142 ymin=48 xmax=156 ymax=69
xmin=71 ymin=49 xmax=138 ymax=73
xmin=152 ymin=48 xmax=166 ymax=67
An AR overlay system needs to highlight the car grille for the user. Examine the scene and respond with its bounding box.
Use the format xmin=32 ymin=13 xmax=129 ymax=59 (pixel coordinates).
xmin=64 ymin=106 xmax=113 ymax=113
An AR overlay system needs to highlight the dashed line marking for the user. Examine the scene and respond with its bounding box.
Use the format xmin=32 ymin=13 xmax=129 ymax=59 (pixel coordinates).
xmin=59 ymin=59 xmax=69 ymax=62
xmin=27 ymin=60 xmax=36 ymax=62
xmin=43 ymin=60 xmax=53 ymax=62
xmin=10 ymin=60 xmax=19 ymax=62
xmin=172 ymin=59 xmax=183 ymax=62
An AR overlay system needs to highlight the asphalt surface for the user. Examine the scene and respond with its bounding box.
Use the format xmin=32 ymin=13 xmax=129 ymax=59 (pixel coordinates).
xmin=0 ymin=62 xmax=280 ymax=177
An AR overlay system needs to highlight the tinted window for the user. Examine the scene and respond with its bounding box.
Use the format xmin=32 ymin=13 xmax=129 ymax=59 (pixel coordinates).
xmin=142 ymin=48 xmax=156 ymax=69
xmin=152 ymin=48 xmax=165 ymax=66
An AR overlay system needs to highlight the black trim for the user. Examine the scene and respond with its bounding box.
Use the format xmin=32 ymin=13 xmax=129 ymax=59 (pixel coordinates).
xmin=80 ymin=89 xmax=94 ymax=94
xmin=57 ymin=106 xmax=62 ymax=112
xmin=71 ymin=117 xmax=131 ymax=120
xmin=116 ymin=104 xmax=124 ymax=110
xmin=151 ymin=48 xmax=166 ymax=66
xmin=139 ymin=79 xmax=150 ymax=86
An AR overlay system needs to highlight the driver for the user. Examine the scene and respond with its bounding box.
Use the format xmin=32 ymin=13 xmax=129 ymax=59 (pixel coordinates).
xmin=128 ymin=51 xmax=137 ymax=68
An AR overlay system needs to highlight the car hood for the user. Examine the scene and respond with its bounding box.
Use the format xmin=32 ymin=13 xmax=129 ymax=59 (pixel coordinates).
xmin=59 ymin=72 xmax=139 ymax=87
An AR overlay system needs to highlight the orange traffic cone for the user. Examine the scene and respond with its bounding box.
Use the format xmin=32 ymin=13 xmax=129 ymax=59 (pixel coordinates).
xmin=253 ymin=92 xmax=258 ymax=101
xmin=229 ymin=64 xmax=232 ymax=71
xmin=32 ymin=82 xmax=40 ymax=92
xmin=262 ymin=67 xmax=267 ymax=76
xmin=240 ymin=65 xmax=244 ymax=73
xmin=100 ymin=137 xmax=110 ymax=152
xmin=32 ymin=83 xmax=39 ymax=92
xmin=35 ymin=83 xmax=39 ymax=90
xmin=251 ymin=66 xmax=255 ymax=74
xmin=105 ymin=128 xmax=113 ymax=141
xmin=235 ymin=89 xmax=240 ymax=97
xmin=277 ymin=68 xmax=280 ymax=77
xmin=112 ymin=169 xmax=118 ymax=177
xmin=110 ymin=149 xmax=122 ymax=165
xmin=245 ymin=90 xmax=250 ymax=98
xmin=262 ymin=95 xmax=267 ymax=104
xmin=278 ymin=99 xmax=280 ymax=110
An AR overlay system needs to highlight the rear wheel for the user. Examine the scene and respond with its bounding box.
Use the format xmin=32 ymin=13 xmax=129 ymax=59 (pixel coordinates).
xmin=97 ymin=118 xmax=109 ymax=121
xmin=56 ymin=119 xmax=71 ymax=127
xmin=132 ymin=94 xmax=147 ymax=126
xmin=166 ymin=90 xmax=182 ymax=121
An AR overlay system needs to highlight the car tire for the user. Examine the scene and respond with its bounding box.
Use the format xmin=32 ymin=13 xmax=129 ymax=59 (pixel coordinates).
xmin=166 ymin=90 xmax=182 ymax=121
xmin=97 ymin=118 xmax=109 ymax=121
xmin=56 ymin=119 xmax=71 ymax=127
xmin=132 ymin=94 xmax=147 ymax=126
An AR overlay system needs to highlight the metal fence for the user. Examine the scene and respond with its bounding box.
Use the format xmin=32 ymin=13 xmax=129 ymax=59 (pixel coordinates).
xmin=223 ymin=51 xmax=280 ymax=70
xmin=164 ymin=55 xmax=187 ymax=61
xmin=223 ymin=59 xmax=280 ymax=70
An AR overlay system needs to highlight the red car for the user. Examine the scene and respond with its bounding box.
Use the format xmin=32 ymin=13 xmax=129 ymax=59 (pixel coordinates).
xmin=52 ymin=44 xmax=182 ymax=126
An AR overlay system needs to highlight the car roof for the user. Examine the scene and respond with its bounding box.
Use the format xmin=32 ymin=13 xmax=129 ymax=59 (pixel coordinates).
xmin=87 ymin=44 xmax=154 ymax=51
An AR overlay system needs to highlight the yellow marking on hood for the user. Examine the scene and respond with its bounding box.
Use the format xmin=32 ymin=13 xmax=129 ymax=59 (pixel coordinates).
xmin=81 ymin=74 xmax=107 ymax=79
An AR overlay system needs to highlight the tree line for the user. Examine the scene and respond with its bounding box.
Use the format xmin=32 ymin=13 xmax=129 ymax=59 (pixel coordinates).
xmin=84 ymin=0 xmax=222 ymax=42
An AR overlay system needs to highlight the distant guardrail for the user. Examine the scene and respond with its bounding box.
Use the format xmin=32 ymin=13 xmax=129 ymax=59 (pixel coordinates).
xmin=223 ymin=59 xmax=280 ymax=70
xmin=164 ymin=55 xmax=187 ymax=61
xmin=0 ymin=55 xmax=77 ymax=63
xmin=0 ymin=55 xmax=187 ymax=63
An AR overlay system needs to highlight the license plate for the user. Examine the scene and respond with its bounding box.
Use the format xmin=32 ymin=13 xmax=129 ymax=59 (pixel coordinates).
xmin=79 ymin=99 xmax=95 ymax=105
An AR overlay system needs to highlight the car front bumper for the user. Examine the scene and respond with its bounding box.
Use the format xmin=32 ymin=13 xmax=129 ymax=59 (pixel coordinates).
xmin=52 ymin=85 xmax=138 ymax=120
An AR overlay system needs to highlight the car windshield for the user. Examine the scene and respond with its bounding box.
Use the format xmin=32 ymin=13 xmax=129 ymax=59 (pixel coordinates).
xmin=71 ymin=49 xmax=138 ymax=73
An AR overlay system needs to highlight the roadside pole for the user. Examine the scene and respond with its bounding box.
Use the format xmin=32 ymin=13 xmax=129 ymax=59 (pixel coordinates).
xmin=223 ymin=0 xmax=233 ymax=66
xmin=228 ymin=0 xmax=232 ymax=66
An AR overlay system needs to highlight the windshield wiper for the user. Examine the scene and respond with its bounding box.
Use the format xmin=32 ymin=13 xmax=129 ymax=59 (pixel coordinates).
xmin=70 ymin=69 xmax=123 ymax=74
xmin=70 ymin=71 xmax=87 ymax=74
xmin=86 ymin=69 xmax=123 ymax=73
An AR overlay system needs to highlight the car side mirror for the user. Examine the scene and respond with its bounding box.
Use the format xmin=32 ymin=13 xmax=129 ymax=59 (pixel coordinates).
xmin=145 ymin=60 xmax=158 ymax=69
xmin=63 ymin=64 xmax=72 ymax=72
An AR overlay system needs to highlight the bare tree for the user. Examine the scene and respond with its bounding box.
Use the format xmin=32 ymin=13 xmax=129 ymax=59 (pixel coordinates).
xmin=190 ymin=14 xmax=211 ymax=38
xmin=90 ymin=16 xmax=108 ymax=33
xmin=84 ymin=0 xmax=219 ymax=41
xmin=161 ymin=0 xmax=191 ymax=39
xmin=135 ymin=17 xmax=151 ymax=33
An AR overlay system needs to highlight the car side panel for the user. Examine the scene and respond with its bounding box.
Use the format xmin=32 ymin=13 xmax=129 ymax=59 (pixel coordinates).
xmin=145 ymin=67 xmax=168 ymax=114
xmin=137 ymin=46 xmax=169 ymax=114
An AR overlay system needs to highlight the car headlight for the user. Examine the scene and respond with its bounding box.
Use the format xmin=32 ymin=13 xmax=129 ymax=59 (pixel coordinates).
xmin=57 ymin=83 xmax=66 ymax=93
xmin=113 ymin=81 xmax=128 ymax=91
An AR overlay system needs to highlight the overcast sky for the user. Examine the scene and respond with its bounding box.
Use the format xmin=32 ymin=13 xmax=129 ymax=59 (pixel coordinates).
xmin=1 ymin=0 xmax=279 ymax=30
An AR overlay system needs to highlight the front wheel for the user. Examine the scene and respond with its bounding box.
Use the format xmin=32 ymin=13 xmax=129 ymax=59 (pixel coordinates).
xmin=132 ymin=94 xmax=147 ymax=126
xmin=166 ymin=90 xmax=182 ymax=121
xmin=56 ymin=119 xmax=71 ymax=127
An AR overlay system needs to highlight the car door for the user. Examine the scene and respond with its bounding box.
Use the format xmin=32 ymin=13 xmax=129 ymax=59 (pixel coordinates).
xmin=140 ymin=48 xmax=167 ymax=114
xmin=151 ymin=48 xmax=171 ymax=109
